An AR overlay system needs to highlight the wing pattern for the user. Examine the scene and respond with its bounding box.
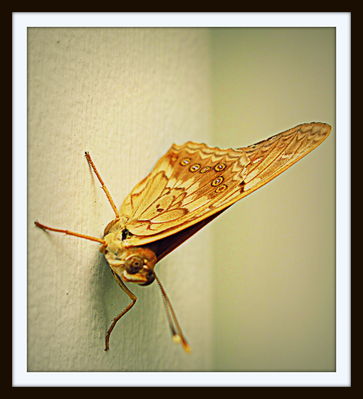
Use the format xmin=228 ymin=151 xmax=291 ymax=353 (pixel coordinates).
xmin=120 ymin=122 xmax=331 ymax=246
xmin=120 ymin=142 xmax=250 ymax=239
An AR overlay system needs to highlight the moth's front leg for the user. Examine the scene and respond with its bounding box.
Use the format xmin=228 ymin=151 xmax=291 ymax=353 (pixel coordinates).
xmin=105 ymin=271 xmax=137 ymax=351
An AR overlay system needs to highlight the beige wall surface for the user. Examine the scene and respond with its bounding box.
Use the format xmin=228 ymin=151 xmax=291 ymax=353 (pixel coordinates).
xmin=211 ymin=28 xmax=335 ymax=371
xmin=28 ymin=28 xmax=214 ymax=371
xmin=28 ymin=27 xmax=335 ymax=373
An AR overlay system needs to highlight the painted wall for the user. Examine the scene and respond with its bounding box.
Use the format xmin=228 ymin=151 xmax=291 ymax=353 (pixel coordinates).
xmin=28 ymin=28 xmax=214 ymax=371
xmin=211 ymin=28 xmax=335 ymax=371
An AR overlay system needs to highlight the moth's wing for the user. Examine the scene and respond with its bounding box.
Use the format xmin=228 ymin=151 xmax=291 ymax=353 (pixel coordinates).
xmin=146 ymin=207 xmax=229 ymax=261
xmin=236 ymin=122 xmax=331 ymax=191
xmin=121 ymin=122 xmax=331 ymax=247
xmin=119 ymin=140 xmax=249 ymax=244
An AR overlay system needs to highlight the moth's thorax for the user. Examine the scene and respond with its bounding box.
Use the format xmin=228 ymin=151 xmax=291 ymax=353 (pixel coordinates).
xmin=103 ymin=217 xmax=127 ymax=236
xmin=103 ymin=229 xmax=157 ymax=286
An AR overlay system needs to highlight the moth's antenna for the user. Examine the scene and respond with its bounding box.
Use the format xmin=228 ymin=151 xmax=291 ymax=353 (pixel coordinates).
xmin=85 ymin=152 xmax=120 ymax=220
xmin=153 ymin=271 xmax=191 ymax=353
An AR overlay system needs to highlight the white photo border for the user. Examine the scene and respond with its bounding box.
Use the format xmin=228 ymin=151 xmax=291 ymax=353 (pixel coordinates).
xmin=13 ymin=12 xmax=351 ymax=387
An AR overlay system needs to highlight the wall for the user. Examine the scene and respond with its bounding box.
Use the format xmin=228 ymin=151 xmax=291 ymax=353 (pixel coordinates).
xmin=28 ymin=28 xmax=214 ymax=371
xmin=211 ymin=28 xmax=335 ymax=371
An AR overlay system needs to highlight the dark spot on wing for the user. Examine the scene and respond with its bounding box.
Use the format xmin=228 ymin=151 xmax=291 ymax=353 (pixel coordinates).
xmin=240 ymin=181 xmax=245 ymax=193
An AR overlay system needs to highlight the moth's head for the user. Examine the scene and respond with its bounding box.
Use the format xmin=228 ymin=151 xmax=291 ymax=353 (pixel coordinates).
xmin=104 ymin=244 xmax=157 ymax=286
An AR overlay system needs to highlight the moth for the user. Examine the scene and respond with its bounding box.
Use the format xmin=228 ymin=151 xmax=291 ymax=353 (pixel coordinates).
xmin=35 ymin=122 xmax=331 ymax=352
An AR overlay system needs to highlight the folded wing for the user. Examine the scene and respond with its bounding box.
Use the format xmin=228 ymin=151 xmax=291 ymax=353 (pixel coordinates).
xmin=120 ymin=122 xmax=331 ymax=247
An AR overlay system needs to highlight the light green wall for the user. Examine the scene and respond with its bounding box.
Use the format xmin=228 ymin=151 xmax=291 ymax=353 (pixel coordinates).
xmin=211 ymin=28 xmax=335 ymax=371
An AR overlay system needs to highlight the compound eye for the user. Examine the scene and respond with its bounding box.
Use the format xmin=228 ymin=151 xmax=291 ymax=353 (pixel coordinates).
xmin=139 ymin=269 xmax=155 ymax=286
xmin=126 ymin=256 xmax=143 ymax=274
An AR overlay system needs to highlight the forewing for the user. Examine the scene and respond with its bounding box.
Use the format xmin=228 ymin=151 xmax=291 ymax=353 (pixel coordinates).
xmin=121 ymin=122 xmax=331 ymax=247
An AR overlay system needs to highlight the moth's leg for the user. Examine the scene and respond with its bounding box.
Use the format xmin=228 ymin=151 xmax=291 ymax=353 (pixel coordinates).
xmin=34 ymin=221 xmax=106 ymax=246
xmin=105 ymin=271 xmax=137 ymax=351
xmin=84 ymin=152 xmax=120 ymax=219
